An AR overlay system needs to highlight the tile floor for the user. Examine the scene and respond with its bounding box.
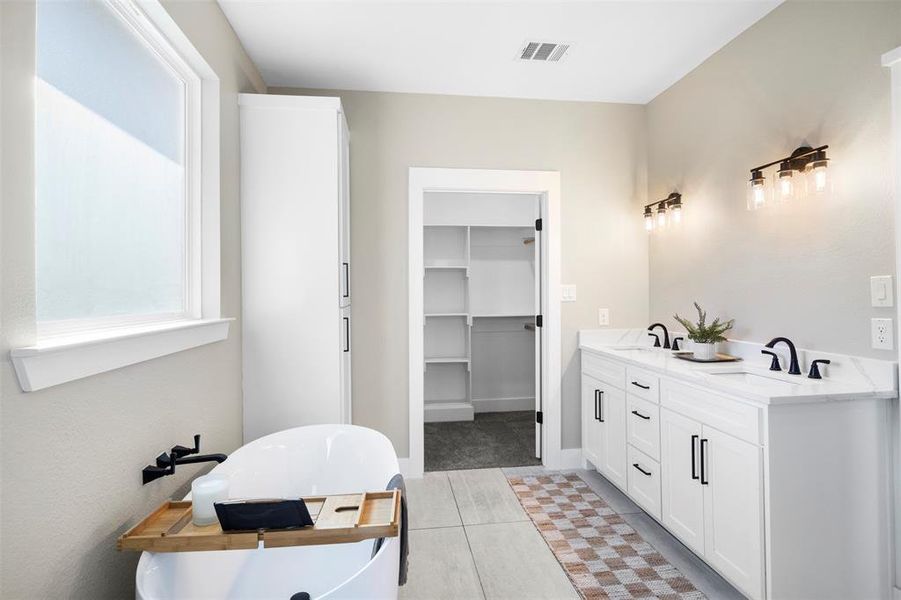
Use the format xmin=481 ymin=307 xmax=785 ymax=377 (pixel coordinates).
xmin=400 ymin=466 xmax=747 ymax=600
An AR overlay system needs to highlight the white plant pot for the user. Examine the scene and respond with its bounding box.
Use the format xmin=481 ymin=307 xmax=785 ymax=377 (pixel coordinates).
xmin=693 ymin=342 xmax=717 ymax=360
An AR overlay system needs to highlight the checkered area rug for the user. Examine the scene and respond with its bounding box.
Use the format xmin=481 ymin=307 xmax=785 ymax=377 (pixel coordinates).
xmin=507 ymin=473 xmax=706 ymax=600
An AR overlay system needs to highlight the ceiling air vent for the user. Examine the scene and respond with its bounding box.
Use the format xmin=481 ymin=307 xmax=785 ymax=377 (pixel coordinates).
xmin=519 ymin=41 xmax=570 ymax=62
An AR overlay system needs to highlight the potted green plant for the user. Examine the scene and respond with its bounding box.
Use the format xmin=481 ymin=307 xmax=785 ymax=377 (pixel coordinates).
xmin=673 ymin=303 xmax=735 ymax=360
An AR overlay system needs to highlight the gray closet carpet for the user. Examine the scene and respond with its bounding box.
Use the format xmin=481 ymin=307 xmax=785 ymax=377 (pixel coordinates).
xmin=425 ymin=411 xmax=542 ymax=471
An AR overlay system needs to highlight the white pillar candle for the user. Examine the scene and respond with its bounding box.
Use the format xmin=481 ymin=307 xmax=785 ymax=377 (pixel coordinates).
xmin=191 ymin=474 xmax=230 ymax=527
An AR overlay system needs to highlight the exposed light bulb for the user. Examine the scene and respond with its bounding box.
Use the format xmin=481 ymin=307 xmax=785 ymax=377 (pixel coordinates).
xmin=670 ymin=204 xmax=682 ymax=225
xmin=812 ymin=164 xmax=828 ymax=192
xmin=776 ymin=161 xmax=794 ymax=201
xmin=747 ymin=170 xmax=767 ymax=210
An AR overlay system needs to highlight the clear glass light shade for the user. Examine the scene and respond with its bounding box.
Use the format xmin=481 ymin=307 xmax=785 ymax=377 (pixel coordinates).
xmin=656 ymin=206 xmax=667 ymax=229
xmin=670 ymin=204 xmax=682 ymax=225
xmin=747 ymin=177 xmax=767 ymax=210
xmin=775 ymin=170 xmax=795 ymax=202
xmin=644 ymin=210 xmax=654 ymax=232
xmin=808 ymin=163 xmax=830 ymax=195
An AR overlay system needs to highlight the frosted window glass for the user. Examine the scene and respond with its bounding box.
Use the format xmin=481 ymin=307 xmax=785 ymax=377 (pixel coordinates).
xmin=35 ymin=0 xmax=188 ymax=323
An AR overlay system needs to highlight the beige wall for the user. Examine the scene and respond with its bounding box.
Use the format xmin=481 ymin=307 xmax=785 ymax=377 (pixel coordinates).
xmin=647 ymin=0 xmax=901 ymax=358
xmin=0 ymin=2 xmax=264 ymax=598
xmin=271 ymin=87 xmax=650 ymax=454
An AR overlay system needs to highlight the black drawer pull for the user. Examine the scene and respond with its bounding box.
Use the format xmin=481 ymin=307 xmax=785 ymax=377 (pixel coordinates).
xmin=631 ymin=381 xmax=651 ymax=390
xmin=700 ymin=438 xmax=709 ymax=485
xmin=630 ymin=410 xmax=651 ymax=421
xmin=598 ymin=390 xmax=605 ymax=422
xmin=691 ymin=434 xmax=699 ymax=480
xmin=342 ymin=262 xmax=350 ymax=298
xmin=594 ymin=390 xmax=600 ymax=421
xmin=343 ymin=317 xmax=350 ymax=352
xmin=632 ymin=463 xmax=652 ymax=477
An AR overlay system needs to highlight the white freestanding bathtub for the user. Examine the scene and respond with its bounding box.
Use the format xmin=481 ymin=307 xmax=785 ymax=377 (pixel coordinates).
xmin=136 ymin=425 xmax=402 ymax=600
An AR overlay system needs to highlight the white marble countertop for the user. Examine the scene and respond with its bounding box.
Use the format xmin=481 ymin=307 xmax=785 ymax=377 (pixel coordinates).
xmin=579 ymin=329 xmax=898 ymax=406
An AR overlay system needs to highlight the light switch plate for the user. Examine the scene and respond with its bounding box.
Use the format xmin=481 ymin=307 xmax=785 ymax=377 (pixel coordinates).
xmin=598 ymin=308 xmax=610 ymax=326
xmin=871 ymin=318 xmax=894 ymax=350
xmin=561 ymin=285 xmax=577 ymax=303
xmin=870 ymin=275 xmax=894 ymax=307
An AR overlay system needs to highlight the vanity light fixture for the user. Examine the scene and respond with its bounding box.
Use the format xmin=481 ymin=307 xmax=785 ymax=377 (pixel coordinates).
xmin=644 ymin=192 xmax=682 ymax=234
xmin=747 ymin=145 xmax=830 ymax=210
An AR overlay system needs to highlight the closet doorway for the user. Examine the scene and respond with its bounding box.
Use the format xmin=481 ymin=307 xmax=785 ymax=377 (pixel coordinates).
xmin=408 ymin=168 xmax=562 ymax=478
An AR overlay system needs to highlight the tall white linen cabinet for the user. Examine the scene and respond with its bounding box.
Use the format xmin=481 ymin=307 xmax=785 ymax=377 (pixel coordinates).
xmin=239 ymin=94 xmax=351 ymax=442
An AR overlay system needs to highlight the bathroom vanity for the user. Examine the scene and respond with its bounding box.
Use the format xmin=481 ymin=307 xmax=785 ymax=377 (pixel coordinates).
xmin=579 ymin=329 xmax=898 ymax=600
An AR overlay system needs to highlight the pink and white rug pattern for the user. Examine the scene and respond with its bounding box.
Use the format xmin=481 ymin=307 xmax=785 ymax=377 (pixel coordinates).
xmin=507 ymin=473 xmax=706 ymax=600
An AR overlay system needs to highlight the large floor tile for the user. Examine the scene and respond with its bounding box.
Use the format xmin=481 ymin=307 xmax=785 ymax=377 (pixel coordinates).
xmin=400 ymin=527 xmax=484 ymax=600
xmin=621 ymin=511 xmax=746 ymax=600
xmin=405 ymin=472 xmax=461 ymax=530
xmin=465 ymin=522 xmax=579 ymax=600
xmin=447 ymin=468 xmax=527 ymax=525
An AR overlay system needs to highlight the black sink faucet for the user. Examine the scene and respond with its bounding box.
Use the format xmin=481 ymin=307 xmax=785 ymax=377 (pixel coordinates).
xmin=764 ymin=337 xmax=801 ymax=375
xmin=648 ymin=323 xmax=670 ymax=349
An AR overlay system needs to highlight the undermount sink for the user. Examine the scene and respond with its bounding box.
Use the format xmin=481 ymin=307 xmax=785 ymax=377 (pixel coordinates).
xmin=705 ymin=370 xmax=801 ymax=391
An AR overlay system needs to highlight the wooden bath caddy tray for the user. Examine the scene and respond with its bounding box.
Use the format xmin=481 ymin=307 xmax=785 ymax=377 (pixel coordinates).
xmin=118 ymin=490 xmax=400 ymax=553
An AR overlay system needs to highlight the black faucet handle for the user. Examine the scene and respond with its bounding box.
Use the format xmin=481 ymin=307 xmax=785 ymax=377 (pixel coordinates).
xmin=648 ymin=332 xmax=661 ymax=348
xmin=761 ymin=350 xmax=782 ymax=371
xmin=808 ymin=359 xmax=831 ymax=379
xmin=672 ymin=336 xmax=684 ymax=351
xmin=171 ymin=434 xmax=201 ymax=459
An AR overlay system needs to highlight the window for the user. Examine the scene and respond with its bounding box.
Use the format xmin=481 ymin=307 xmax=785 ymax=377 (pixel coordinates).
xmin=35 ymin=0 xmax=201 ymax=336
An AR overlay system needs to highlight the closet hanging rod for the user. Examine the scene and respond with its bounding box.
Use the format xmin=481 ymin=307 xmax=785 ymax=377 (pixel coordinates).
xmin=523 ymin=237 xmax=535 ymax=245
xmin=524 ymin=323 xmax=536 ymax=331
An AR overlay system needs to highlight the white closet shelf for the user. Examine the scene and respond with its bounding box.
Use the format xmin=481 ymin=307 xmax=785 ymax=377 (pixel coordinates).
xmin=471 ymin=313 xmax=534 ymax=319
xmin=425 ymin=356 xmax=470 ymax=364
xmin=425 ymin=313 xmax=469 ymax=318
xmin=424 ymin=265 xmax=468 ymax=270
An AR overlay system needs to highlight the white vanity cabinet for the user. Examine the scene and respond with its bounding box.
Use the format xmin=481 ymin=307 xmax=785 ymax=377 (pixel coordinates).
xmin=580 ymin=346 xmax=892 ymax=600
xmin=580 ymin=371 xmax=627 ymax=489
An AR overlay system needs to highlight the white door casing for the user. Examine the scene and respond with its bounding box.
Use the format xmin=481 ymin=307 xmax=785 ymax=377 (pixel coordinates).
xmin=408 ymin=168 xmax=562 ymax=478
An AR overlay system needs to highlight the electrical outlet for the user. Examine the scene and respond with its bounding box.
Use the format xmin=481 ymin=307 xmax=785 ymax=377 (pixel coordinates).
xmin=598 ymin=308 xmax=610 ymax=326
xmin=871 ymin=318 xmax=894 ymax=350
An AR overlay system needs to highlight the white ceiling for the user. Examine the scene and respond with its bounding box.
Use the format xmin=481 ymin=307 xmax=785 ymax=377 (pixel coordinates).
xmin=218 ymin=1 xmax=782 ymax=104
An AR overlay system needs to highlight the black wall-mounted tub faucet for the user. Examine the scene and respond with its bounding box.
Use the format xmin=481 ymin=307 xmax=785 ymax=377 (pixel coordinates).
xmin=142 ymin=434 xmax=227 ymax=485
xmin=764 ymin=337 xmax=801 ymax=375
xmin=648 ymin=323 xmax=670 ymax=349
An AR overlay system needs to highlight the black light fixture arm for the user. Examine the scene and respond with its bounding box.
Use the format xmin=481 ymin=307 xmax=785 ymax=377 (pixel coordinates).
xmin=750 ymin=144 xmax=828 ymax=175
xmin=644 ymin=192 xmax=682 ymax=210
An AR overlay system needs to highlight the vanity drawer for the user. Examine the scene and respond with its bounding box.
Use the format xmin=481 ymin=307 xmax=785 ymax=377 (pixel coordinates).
xmin=582 ymin=351 xmax=626 ymax=390
xmin=627 ymin=445 xmax=661 ymax=520
xmin=660 ymin=379 xmax=761 ymax=445
xmin=627 ymin=396 xmax=660 ymax=460
xmin=626 ymin=366 xmax=659 ymax=403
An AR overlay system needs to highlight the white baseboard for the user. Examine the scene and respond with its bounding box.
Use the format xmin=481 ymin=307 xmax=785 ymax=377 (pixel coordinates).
xmin=424 ymin=401 xmax=474 ymax=423
xmin=472 ymin=396 xmax=534 ymax=413
xmin=557 ymin=448 xmax=583 ymax=470
xmin=398 ymin=457 xmax=423 ymax=479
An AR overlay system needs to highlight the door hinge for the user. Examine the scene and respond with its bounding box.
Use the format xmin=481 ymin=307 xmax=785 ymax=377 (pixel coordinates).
xmin=536 ymin=315 xmax=543 ymax=327
xmin=535 ymin=218 xmax=543 ymax=231
xmin=536 ymin=411 xmax=543 ymax=424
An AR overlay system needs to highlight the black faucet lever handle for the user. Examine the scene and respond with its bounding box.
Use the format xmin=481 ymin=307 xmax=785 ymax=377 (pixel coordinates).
xmin=761 ymin=350 xmax=782 ymax=371
xmin=808 ymin=359 xmax=831 ymax=379
xmin=648 ymin=332 xmax=661 ymax=348
xmin=171 ymin=434 xmax=201 ymax=459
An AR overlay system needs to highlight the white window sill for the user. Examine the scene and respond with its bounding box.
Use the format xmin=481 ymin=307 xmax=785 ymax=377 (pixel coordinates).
xmin=10 ymin=318 xmax=232 ymax=392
